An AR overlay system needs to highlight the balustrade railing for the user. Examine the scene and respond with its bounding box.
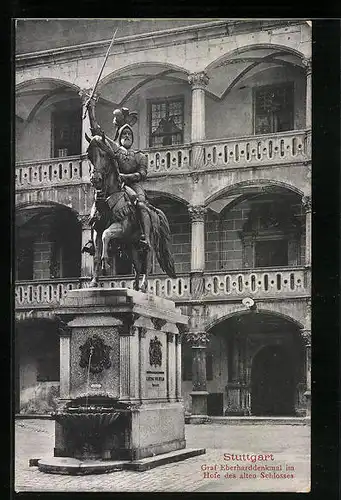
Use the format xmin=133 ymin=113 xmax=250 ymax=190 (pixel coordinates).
xmin=145 ymin=144 xmax=192 ymax=174
xmin=15 ymin=130 xmax=310 ymax=190
xmin=202 ymin=129 xmax=310 ymax=169
xmin=15 ymin=155 xmax=87 ymax=188
xmin=15 ymin=267 xmax=309 ymax=309
xmin=15 ymin=275 xmax=191 ymax=307
xmin=203 ymin=267 xmax=308 ymax=298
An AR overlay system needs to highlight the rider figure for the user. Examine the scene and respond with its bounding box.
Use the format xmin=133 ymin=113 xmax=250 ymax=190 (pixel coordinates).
xmin=87 ymin=99 xmax=151 ymax=250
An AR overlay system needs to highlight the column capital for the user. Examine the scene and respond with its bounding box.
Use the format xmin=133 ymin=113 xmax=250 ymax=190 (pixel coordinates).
xmin=186 ymin=331 xmax=210 ymax=348
xmin=150 ymin=317 xmax=167 ymax=331
xmin=57 ymin=320 xmax=72 ymax=337
xmin=302 ymin=57 xmax=312 ymax=75
xmin=300 ymin=328 xmax=311 ymax=346
xmin=302 ymin=195 xmax=312 ymax=213
xmin=188 ymin=71 xmax=209 ymax=90
xmin=79 ymin=88 xmax=99 ymax=105
xmin=188 ymin=205 xmax=207 ymax=222
xmin=77 ymin=214 xmax=91 ymax=229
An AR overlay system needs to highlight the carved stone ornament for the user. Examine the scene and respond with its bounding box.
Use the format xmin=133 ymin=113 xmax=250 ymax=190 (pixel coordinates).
xmin=151 ymin=317 xmax=167 ymax=331
xmin=57 ymin=319 xmax=72 ymax=337
xmin=118 ymin=313 xmax=141 ymax=336
xmin=149 ymin=336 xmax=162 ymax=367
xmin=77 ymin=214 xmax=91 ymax=229
xmin=300 ymin=329 xmax=311 ymax=346
xmin=188 ymin=71 xmax=210 ymax=90
xmin=186 ymin=331 xmax=210 ymax=347
xmin=138 ymin=327 xmax=147 ymax=338
xmin=188 ymin=205 xmax=207 ymax=222
xmin=302 ymin=57 xmax=312 ymax=75
xmin=302 ymin=195 xmax=312 ymax=213
xmin=79 ymin=335 xmax=112 ymax=374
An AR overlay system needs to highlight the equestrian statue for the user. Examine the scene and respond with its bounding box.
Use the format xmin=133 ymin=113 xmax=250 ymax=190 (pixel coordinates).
xmin=81 ymin=96 xmax=176 ymax=291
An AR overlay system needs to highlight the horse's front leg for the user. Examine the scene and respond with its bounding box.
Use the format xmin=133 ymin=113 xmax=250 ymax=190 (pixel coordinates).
xmin=139 ymin=248 xmax=152 ymax=293
xmin=101 ymin=222 xmax=123 ymax=273
xmin=90 ymin=229 xmax=102 ymax=287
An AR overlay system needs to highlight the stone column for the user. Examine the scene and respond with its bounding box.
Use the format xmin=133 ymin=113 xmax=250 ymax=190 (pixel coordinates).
xmin=302 ymin=57 xmax=312 ymax=157
xmin=78 ymin=214 xmax=93 ymax=278
xmin=175 ymin=330 xmax=183 ymax=402
xmin=119 ymin=322 xmax=140 ymax=402
xmin=188 ymin=72 xmax=209 ymax=169
xmin=188 ymin=205 xmax=207 ymax=299
xmin=58 ymin=322 xmax=71 ymax=400
xmin=302 ymin=195 xmax=312 ymax=268
xmin=302 ymin=57 xmax=312 ymax=129
xmin=301 ymin=328 xmax=311 ymax=416
xmin=187 ymin=331 xmax=209 ymax=421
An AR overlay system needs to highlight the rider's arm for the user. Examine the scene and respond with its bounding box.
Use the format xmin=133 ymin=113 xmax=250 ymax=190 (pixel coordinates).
xmin=88 ymin=99 xmax=103 ymax=136
xmin=121 ymin=153 xmax=148 ymax=184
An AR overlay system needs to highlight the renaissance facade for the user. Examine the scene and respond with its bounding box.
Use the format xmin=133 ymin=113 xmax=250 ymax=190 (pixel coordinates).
xmin=15 ymin=19 xmax=311 ymax=417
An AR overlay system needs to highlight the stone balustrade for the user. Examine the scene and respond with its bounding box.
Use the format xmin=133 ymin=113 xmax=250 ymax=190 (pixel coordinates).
xmin=15 ymin=155 xmax=88 ymax=189
xmin=145 ymin=144 xmax=192 ymax=173
xmin=15 ymin=275 xmax=191 ymax=307
xmin=202 ymin=129 xmax=310 ymax=169
xmin=203 ymin=267 xmax=309 ymax=299
xmin=15 ymin=267 xmax=309 ymax=309
xmin=15 ymin=129 xmax=311 ymax=190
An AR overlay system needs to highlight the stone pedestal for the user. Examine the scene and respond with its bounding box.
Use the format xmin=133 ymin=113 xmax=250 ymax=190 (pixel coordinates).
xmin=37 ymin=288 xmax=205 ymax=473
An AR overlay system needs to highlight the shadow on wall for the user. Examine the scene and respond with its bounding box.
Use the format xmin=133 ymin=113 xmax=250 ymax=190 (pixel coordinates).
xmin=19 ymin=383 xmax=60 ymax=415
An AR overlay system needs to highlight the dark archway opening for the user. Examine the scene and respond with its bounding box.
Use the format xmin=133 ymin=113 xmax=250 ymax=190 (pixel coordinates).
xmin=251 ymin=345 xmax=296 ymax=416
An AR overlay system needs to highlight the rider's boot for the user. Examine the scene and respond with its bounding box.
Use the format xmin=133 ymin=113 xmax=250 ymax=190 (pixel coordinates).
xmin=136 ymin=202 xmax=151 ymax=250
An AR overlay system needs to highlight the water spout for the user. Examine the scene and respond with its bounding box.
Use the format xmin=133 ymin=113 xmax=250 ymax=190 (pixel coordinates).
xmin=85 ymin=346 xmax=94 ymax=410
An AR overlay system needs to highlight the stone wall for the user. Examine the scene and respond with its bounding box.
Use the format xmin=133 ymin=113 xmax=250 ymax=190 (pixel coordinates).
xmin=18 ymin=323 xmax=60 ymax=414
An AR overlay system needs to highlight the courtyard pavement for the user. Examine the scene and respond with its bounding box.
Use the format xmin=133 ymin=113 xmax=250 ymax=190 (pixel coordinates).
xmin=14 ymin=419 xmax=310 ymax=493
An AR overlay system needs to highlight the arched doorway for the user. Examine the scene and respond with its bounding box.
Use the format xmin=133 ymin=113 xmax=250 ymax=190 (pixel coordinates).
xmin=251 ymin=345 xmax=296 ymax=416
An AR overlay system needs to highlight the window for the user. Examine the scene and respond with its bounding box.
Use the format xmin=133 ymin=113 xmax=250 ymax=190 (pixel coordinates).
xmin=149 ymin=98 xmax=184 ymax=147
xmin=254 ymin=83 xmax=294 ymax=135
xmin=255 ymin=239 xmax=288 ymax=268
xmin=52 ymin=108 xmax=81 ymax=158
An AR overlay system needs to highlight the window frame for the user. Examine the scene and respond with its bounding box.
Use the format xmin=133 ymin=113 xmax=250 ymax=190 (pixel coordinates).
xmin=51 ymin=105 xmax=82 ymax=159
xmin=147 ymin=95 xmax=185 ymax=148
xmin=253 ymin=81 xmax=295 ymax=135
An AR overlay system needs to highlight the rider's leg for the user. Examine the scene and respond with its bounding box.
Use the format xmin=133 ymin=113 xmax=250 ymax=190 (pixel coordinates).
xmin=136 ymin=199 xmax=151 ymax=250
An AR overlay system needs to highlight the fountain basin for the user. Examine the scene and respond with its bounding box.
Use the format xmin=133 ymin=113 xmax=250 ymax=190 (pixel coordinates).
xmin=52 ymin=399 xmax=131 ymax=460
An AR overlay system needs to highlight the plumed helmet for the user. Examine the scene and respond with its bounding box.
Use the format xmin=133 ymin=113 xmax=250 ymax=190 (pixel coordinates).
xmin=113 ymin=107 xmax=138 ymax=141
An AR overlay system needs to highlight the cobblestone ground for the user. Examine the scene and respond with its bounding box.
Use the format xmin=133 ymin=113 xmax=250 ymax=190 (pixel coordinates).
xmin=15 ymin=420 xmax=310 ymax=493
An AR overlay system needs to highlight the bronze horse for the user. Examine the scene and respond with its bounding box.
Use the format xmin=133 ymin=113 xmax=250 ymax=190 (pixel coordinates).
xmin=84 ymin=133 xmax=176 ymax=291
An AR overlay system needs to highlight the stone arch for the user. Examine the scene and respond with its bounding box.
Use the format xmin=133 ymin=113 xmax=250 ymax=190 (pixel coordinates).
xmin=146 ymin=189 xmax=189 ymax=207
xmin=206 ymin=307 xmax=304 ymax=333
xmin=15 ymin=200 xmax=81 ymax=219
xmin=98 ymin=61 xmax=190 ymax=90
xmin=205 ymin=179 xmax=304 ymax=206
xmin=16 ymin=77 xmax=81 ymax=93
xmin=204 ymin=43 xmax=308 ymax=74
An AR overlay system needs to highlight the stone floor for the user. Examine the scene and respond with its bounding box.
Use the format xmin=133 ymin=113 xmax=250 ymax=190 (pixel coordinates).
xmin=15 ymin=419 xmax=310 ymax=493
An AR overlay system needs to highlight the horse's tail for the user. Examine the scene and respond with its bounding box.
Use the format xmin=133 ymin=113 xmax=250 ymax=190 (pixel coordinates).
xmin=150 ymin=207 xmax=177 ymax=279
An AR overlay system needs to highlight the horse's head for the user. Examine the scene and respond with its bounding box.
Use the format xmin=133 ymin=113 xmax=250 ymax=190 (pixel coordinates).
xmin=86 ymin=134 xmax=113 ymax=192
